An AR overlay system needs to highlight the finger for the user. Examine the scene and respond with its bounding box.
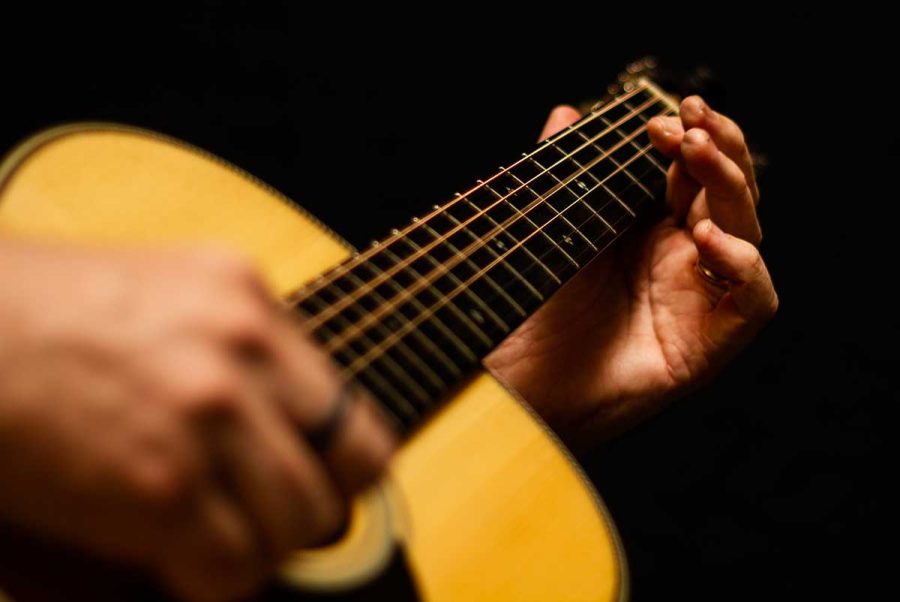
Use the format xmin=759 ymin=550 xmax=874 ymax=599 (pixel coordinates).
xmin=268 ymin=311 xmax=397 ymax=497
xmin=681 ymin=128 xmax=762 ymax=245
xmin=539 ymin=105 xmax=582 ymax=141
xmin=680 ymin=96 xmax=759 ymax=204
xmin=692 ymin=219 xmax=778 ymax=333
xmin=210 ymin=384 xmax=346 ymax=558
xmin=158 ymin=486 xmax=264 ymax=602
xmin=317 ymin=384 xmax=398 ymax=496
xmin=646 ymin=115 xmax=684 ymax=157
xmin=648 ymin=116 xmax=699 ymax=222
xmin=667 ymin=160 xmax=702 ymax=224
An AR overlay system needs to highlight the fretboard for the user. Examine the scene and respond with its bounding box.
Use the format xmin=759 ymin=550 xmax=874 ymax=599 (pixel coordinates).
xmin=292 ymin=79 xmax=677 ymax=433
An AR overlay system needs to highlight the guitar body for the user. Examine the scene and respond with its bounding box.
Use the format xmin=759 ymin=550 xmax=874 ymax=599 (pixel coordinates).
xmin=0 ymin=125 xmax=626 ymax=601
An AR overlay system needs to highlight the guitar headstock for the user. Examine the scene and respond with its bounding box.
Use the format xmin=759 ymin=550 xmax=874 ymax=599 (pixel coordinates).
xmin=581 ymin=57 xmax=764 ymax=175
xmin=581 ymin=56 xmax=727 ymax=116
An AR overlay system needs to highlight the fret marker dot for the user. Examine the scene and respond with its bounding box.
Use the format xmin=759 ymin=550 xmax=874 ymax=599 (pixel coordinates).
xmin=577 ymin=180 xmax=589 ymax=192
xmin=495 ymin=239 xmax=506 ymax=251
xmin=563 ymin=235 xmax=574 ymax=246
xmin=470 ymin=309 xmax=485 ymax=324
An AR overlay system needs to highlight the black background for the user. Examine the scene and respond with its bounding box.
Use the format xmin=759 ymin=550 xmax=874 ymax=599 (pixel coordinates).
xmin=1 ymin=5 xmax=892 ymax=601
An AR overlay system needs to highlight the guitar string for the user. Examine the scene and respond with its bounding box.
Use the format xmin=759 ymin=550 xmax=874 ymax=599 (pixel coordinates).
xmin=335 ymin=129 xmax=672 ymax=381
xmin=290 ymin=83 xmax=651 ymax=310
xmin=318 ymin=103 xmax=670 ymax=357
xmin=339 ymin=138 xmax=667 ymax=384
xmin=297 ymin=89 xmax=658 ymax=329
xmin=299 ymin=90 xmax=665 ymax=332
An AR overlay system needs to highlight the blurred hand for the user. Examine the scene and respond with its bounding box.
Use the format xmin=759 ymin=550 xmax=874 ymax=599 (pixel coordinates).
xmin=487 ymin=96 xmax=777 ymax=450
xmin=0 ymin=241 xmax=396 ymax=601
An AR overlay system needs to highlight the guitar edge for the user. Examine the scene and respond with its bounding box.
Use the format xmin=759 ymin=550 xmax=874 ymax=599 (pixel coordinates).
xmin=0 ymin=125 xmax=627 ymax=601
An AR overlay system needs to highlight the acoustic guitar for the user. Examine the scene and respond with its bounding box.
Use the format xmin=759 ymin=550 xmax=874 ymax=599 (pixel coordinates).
xmin=0 ymin=62 xmax=679 ymax=601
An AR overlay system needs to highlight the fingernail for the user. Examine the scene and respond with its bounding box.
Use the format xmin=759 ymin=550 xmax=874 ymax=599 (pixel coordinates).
xmin=697 ymin=218 xmax=718 ymax=239
xmin=649 ymin=117 xmax=668 ymax=136
xmin=683 ymin=128 xmax=709 ymax=146
xmin=682 ymin=96 xmax=707 ymax=121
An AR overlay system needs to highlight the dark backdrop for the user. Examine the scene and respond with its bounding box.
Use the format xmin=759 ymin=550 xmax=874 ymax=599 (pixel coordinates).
xmin=1 ymin=5 xmax=891 ymax=601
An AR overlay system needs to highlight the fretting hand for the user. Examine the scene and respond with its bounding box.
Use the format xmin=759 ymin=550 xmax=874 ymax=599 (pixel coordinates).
xmin=486 ymin=96 xmax=778 ymax=451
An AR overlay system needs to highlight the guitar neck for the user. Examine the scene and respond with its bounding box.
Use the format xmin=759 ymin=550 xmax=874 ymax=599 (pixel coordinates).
xmin=292 ymin=78 xmax=678 ymax=433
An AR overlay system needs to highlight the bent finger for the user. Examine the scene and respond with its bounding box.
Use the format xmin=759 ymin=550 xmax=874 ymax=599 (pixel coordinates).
xmin=268 ymin=311 xmax=397 ymax=497
xmin=647 ymin=115 xmax=684 ymax=157
xmin=211 ymin=386 xmax=346 ymax=558
xmin=680 ymin=96 xmax=759 ymax=204
xmin=692 ymin=219 xmax=778 ymax=328
xmin=648 ymin=116 xmax=699 ymax=222
xmin=682 ymin=128 xmax=761 ymax=245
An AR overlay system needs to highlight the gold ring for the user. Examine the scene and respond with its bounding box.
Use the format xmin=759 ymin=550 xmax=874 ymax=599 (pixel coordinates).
xmin=696 ymin=260 xmax=730 ymax=288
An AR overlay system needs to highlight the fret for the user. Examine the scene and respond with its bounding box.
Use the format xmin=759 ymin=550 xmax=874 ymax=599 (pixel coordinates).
xmin=564 ymin=170 xmax=618 ymax=233
xmin=338 ymin=261 xmax=466 ymax=383
xmin=339 ymin=270 xmax=448 ymax=393
xmin=595 ymin=113 xmax=658 ymax=199
xmin=458 ymin=194 xmax=554 ymax=304
xmin=504 ymin=164 xmax=590 ymax=269
xmin=570 ymin=129 xmax=638 ymax=216
xmin=443 ymin=200 xmax=528 ymax=318
xmin=532 ymin=142 xmax=582 ymax=180
xmin=354 ymin=258 xmax=470 ymax=379
xmin=298 ymin=290 xmax=420 ymax=426
xmin=458 ymin=189 xmax=557 ymax=308
xmin=579 ymin=93 xmax=668 ymax=200
xmin=541 ymin=137 xmax=622 ymax=245
xmin=596 ymin=87 xmax=661 ymax=124
xmin=391 ymin=228 xmax=501 ymax=348
xmin=366 ymin=245 xmax=478 ymax=364
xmin=398 ymin=216 xmax=523 ymax=345
xmin=320 ymin=283 xmax=433 ymax=405
xmin=352 ymin=363 xmax=417 ymax=431
xmin=526 ymin=146 xmax=603 ymax=254
xmin=481 ymin=179 xmax=579 ymax=275
xmin=619 ymin=100 xmax=667 ymax=175
xmin=413 ymin=215 xmax=512 ymax=334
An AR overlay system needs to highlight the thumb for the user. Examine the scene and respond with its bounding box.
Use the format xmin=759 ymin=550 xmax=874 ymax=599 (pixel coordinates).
xmin=539 ymin=105 xmax=582 ymax=141
xmin=692 ymin=218 xmax=779 ymax=343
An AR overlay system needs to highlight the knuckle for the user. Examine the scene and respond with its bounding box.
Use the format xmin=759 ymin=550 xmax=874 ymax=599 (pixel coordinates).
xmin=732 ymin=124 xmax=747 ymax=148
xmin=356 ymin=410 xmax=396 ymax=477
xmin=218 ymin=299 xmax=271 ymax=345
xmin=177 ymin=366 xmax=242 ymax=418
xmin=279 ymin=463 xmax=344 ymax=545
xmin=715 ymin=166 xmax=749 ymax=199
xmin=309 ymin=498 xmax=345 ymax=544
xmin=207 ymin=528 xmax=259 ymax=573
xmin=128 ymin=449 xmax=196 ymax=516
xmin=767 ymin=291 xmax=780 ymax=319
xmin=731 ymin=169 xmax=749 ymax=193
xmin=748 ymin=248 xmax=766 ymax=278
xmin=721 ymin=116 xmax=746 ymax=147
